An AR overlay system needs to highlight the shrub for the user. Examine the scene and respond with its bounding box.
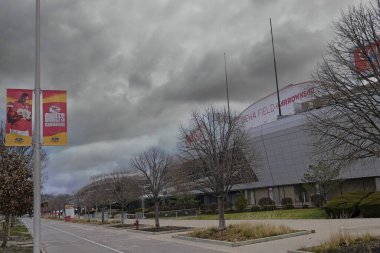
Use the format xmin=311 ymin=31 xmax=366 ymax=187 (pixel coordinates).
xmin=258 ymin=197 xmax=275 ymax=210
xmin=225 ymin=208 xmax=236 ymax=214
xmin=358 ymin=192 xmax=380 ymax=218
xmin=207 ymin=203 xmax=218 ymax=213
xmin=310 ymin=194 xmax=325 ymax=207
xmin=325 ymin=192 xmax=371 ymax=218
xmin=235 ymin=192 xmax=248 ymax=212
xmin=258 ymin=197 xmax=274 ymax=206
xmin=144 ymin=212 xmax=155 ymax=218
xmin=224 ymin=201 xmax=233 ymax=210
xmin=281 ymin=197 xmax=294 ymax=209
xmin=250 ymin=205 xmax=260 ymax=212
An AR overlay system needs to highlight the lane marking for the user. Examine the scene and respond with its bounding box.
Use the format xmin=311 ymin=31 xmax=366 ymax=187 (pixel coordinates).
xmin=44 ymin=224 xmax=125 ymax=253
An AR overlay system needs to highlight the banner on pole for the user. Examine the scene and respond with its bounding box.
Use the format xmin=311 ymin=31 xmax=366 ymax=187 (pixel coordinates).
xmin=42 ymin=90 xmax=67 ymax=146
xmin=5 ymin=89 xmax=33 ymax=146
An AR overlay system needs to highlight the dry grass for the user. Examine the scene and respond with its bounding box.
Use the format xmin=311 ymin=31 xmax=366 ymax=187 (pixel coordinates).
xmin=300 ymin=232 xmax=378 ymax=253
xmin=186 ymin=223 xmax=297 ymax=242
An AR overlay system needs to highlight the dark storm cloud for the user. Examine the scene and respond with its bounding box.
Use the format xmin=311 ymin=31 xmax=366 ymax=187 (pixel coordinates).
xmin=0 ymin=0 xmax=365 ymax=194
xmin=0 ymin=1 xmax=35 ymax=85
xmin=158 ymin=21 xmax=327 ymax=104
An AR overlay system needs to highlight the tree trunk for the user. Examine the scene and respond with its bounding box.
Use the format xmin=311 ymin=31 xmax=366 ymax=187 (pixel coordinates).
xmin=217 ymin=197 xmax=226 ymax=230
xmin=1 ymin=214 xmax=10 ymax=248
xmin=154 ymin=200 xmax=160 ymax=228
xmin=101 ymin=208 xmax=105 ymax=223
xmin=10 ymin=215 xmax=15 ymax=228
xmin=121 ymin=204 xmax=125 ymax=225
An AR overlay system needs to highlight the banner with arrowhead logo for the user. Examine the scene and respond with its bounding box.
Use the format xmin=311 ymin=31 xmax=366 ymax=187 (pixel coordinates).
xmin=42 ymin=90 xmax=67 ymax=146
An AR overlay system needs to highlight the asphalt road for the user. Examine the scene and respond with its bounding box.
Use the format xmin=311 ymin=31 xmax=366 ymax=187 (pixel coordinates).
xmin=22 ymin=217 xmax=380 ymax=253
xmin=21 ymin=218 xmax=225 ymax=253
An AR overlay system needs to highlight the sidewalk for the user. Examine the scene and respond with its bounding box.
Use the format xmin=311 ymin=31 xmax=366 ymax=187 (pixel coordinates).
xmin=128 ymin=218 xmax=380 ymax=253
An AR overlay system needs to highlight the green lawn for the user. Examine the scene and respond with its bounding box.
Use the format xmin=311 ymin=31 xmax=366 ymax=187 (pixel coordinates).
xmin=184 ymin=208 xmax=326 ymax=220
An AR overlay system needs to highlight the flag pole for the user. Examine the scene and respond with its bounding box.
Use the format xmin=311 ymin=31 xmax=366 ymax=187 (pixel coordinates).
xmin=224 ymin=52 xmax=231 ymax=123
xmin=33 ymin=0 xmax=41 ymax=252
xmin=270 ymin=18 xmax=282 ymax=117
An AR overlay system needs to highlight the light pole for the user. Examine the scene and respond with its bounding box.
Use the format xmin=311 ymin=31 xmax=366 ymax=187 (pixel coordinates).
xmin=33 ymin=1 xmax=42 ymax=253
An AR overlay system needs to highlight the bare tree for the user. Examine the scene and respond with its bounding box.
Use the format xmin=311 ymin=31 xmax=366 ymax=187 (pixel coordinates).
xmin=178 ymin=106 xmax=256 ymax=230
xmin=72 ymin=192 xmax=84 ymax=218
xmin=46 ymin=194 xmax=71 ymax=219
xmin=89 ymin=175 xmax=112 ymax=223
xmin=130 ymin=147 xmax=172 ymax=229
xmin=106 ymin=169 xmax=139 ymax=224
xmin=307 ymin=0 xmax=380 ymax=168
xmin=302 ymin=162 xmax=341 ymax=205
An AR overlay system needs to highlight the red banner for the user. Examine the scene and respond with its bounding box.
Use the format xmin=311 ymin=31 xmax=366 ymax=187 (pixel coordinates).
xmin=5 ymin=89 xmax=33 ymax=146
xmin=42 ymin=90 xmax=67 ymax=146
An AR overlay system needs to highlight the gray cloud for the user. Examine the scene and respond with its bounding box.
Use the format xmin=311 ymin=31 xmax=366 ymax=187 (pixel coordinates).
xmin=0 ymin=0 xmax=365 ymax=194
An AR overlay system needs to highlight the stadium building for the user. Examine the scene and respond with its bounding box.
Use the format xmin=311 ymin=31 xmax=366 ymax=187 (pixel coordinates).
xmin=214 ymin=81 xmax=380 ymax=207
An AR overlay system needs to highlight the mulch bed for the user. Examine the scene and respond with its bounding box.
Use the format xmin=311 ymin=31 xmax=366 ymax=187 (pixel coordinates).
xmin=111 ymin=224 xmax=138 ymax=228
xmin=139 ymin=226 xmax=190 ymax=232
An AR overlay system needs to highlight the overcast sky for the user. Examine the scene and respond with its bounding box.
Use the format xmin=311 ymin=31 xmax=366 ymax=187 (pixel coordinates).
xmin=0 ymin=0 xmax=365 ymax=194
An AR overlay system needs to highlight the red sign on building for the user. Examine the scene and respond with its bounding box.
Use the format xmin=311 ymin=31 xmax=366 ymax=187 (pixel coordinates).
xmin=353 ymin=41 xmax=380 ymax=74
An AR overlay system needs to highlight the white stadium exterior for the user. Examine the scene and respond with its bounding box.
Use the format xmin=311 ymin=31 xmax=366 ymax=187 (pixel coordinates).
xmin=203 ymin=81 xmax=380 ymax=207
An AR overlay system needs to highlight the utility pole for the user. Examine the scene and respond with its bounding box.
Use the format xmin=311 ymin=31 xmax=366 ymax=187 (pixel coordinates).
xmin=33 ymin=0 xmax=41 ymax=252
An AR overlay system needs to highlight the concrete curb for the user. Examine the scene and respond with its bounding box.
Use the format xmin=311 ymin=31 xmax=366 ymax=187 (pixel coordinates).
xmin=127 ymin=227 xmax=194 ymax=235
xmin=173 ymin=230 xmax=313 ymax=247
xmin=287 ymin=250 xmax=312 ymax=253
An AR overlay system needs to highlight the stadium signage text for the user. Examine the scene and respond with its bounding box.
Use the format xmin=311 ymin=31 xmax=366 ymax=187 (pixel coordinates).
xmin=240 ymin=83 xmax=316 ymax=129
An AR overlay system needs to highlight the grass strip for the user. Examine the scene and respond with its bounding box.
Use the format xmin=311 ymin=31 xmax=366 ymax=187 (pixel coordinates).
xmin=184 ymin=208 xmax=326 ymax=220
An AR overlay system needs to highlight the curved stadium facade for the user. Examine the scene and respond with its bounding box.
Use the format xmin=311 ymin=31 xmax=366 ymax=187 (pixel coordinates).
xmin=216 ymin=81 xmax=380 ymax=207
